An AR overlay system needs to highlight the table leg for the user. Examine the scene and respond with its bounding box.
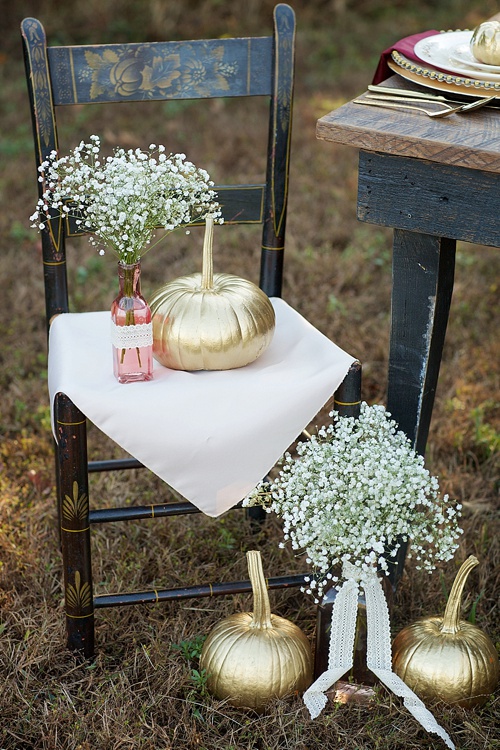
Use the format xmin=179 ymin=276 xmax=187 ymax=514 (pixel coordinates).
xmin=387 ymin=230 xmax=456 ymax=453
xmin=387 ymin=230 xmax=456 ymax=584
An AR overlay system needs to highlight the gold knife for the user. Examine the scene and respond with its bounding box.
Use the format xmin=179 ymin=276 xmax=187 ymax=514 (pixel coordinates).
xmin=367 ymin=84 xmax=496 ymax=104
xmin=365 ymin=93 xmax=458 ymax=107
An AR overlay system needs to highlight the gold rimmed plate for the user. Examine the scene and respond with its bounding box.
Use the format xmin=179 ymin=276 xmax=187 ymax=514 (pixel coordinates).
xmin=388 ymin=51 xmax=500 ymax=100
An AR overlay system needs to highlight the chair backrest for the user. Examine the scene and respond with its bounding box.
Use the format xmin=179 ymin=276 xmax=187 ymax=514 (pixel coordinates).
xmin=21 ymin=5 xmax=295 ymax=327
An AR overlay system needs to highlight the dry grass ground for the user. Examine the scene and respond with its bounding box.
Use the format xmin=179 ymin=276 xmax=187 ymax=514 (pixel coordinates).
xmin=0 ymin=1 xmax=499 ymax=748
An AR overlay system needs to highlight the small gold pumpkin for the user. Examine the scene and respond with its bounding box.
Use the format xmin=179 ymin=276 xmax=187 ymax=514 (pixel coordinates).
xmin=200 ymin=550 xmax=313 ymax=711
xmin=471 ymin=21 xmax=500 ymax=65
xmin=150 ymin=216 xmax=275 ymax=370
xmin=392 ymin=556 xmax=499 ymax=708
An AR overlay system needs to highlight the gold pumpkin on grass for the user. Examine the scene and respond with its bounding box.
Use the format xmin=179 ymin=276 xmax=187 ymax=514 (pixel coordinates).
xmin=392 ymin=556 xmax=500 ymax=708
xmin=150 ymin=215 xmax=275 ymax=371
xmin=200 ymin=550 xmax=313 ymax=711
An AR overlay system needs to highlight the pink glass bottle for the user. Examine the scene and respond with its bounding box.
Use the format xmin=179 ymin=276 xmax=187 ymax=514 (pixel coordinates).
xmin=111 ymin=261 xmax=153 ymax=383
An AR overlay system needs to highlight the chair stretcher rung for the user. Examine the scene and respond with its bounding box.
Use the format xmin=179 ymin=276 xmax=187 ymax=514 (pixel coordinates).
xmin=89 ymin=501 xmax=203 ymax=523
xmin=88 ymin=458 xmax=144 ymax=472
xmin=93 ymin=574 xmax=308 ymax=608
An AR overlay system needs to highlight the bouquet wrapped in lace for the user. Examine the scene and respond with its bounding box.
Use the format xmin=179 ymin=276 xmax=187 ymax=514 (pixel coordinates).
xmin=244 ymin=402 xmax=462 ymax=749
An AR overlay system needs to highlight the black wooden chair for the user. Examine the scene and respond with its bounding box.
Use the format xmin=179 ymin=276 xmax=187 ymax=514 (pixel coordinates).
xmin=21 ymin=5 xmax=361 ymax=663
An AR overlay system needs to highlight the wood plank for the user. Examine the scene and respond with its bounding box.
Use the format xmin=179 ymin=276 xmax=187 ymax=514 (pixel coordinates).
xmin=357 ymin=151 xmax=500 ymax=248
xmin=48 ymin=37 xmax=273 ymax=104
xmin=316 ymin=77 xmax=500 ymax=173
xmin=65 ymin=185 xmax=265 ymax=237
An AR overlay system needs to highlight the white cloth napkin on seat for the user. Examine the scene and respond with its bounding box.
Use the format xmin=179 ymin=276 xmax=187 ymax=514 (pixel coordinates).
xmin=48 ymin=298 xmax=356 ymax=516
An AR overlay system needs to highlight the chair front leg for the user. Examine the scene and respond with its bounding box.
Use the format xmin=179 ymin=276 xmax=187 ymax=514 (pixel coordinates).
xmin=54 ymin=392 xmax=94 ymax=658
xmin=314 ymin=361 xmax=362 ymax=680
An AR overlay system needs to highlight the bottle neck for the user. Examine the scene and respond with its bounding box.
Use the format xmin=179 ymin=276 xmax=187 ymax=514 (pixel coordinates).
xmin=118 ymin=261 xmax=141 ymax=297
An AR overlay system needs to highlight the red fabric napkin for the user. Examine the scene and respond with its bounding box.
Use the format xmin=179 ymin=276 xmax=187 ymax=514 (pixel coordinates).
xmin=372 ymin=30 xmax=440 ymax=85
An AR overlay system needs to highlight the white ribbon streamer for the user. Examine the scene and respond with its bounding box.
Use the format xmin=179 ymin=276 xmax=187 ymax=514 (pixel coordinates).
xmin=303 ymin=576 xmax=359 ymax=718
xmin=303 ymin=564 xmax=455 ymax=750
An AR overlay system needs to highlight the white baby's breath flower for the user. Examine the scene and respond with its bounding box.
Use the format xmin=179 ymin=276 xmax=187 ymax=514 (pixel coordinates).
xmin=31 ymin=138 xmax=222 ymax=262
xmin=243 ymin=402 xmax=462 ymax=600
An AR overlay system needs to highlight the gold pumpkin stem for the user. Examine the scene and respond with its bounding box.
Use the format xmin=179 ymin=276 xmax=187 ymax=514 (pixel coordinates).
xmin=246 ymin=550 xmax=273 ymax=630
xmin=440 ymin=555 xmax=479 ymax=635
xmin=201 ymin=214 xmax=214 ymax=290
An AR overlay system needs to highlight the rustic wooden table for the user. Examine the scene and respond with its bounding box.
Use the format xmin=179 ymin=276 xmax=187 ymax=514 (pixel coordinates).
xmin=317 ymin=76 xmax=500 ymax=580
xmin=318 ymin=77 xmax=500 ymax=451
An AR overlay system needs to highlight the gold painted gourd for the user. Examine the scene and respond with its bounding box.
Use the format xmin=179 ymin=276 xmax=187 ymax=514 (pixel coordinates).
xmin=200 ymin=550 xmax=313 ymax=711
xmin=471 ymin=21 xmax=500 ymax=65
xmin=392 ymin=556 xmax=500 ymax=708
xmin=150 ymin=216 xmax=275 ymax=370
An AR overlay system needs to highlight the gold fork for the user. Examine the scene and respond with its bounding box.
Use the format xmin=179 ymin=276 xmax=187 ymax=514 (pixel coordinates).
xmin=353 ymin=95 xmax=496 ymax=118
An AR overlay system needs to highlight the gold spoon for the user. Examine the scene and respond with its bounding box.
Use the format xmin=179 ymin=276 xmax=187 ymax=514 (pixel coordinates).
xmin=353 ymin=95 xmax=496 ymax=118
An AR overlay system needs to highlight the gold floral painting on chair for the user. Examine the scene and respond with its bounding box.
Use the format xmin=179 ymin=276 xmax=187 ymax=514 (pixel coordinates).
xmin=83 ymin=43 xmax=239 ymax=99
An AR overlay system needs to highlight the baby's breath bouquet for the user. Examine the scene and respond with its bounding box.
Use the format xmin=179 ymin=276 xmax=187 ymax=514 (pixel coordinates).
xmin=245 ymin=402 xmax=462 ymax=601
xmin=30 ymin=135 xmax=222 ymax=261
xmin=246 ymin=402 xmax=462 ymax=748
xmin=30 ymin=135 xmax=222 ymax=383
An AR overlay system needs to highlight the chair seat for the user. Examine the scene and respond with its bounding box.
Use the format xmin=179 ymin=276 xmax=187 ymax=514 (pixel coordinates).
xmin=48 ymin=298 xmax=355 ymax=516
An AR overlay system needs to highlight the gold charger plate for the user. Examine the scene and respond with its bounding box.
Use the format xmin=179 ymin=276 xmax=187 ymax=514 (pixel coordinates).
xmin=388 ymin=51 xmax=500 ymax=99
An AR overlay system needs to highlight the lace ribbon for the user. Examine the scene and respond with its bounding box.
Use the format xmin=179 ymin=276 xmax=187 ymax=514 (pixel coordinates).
xmin=303 ymin=563 xmax=455 ymax=750
xmin=110 ymin=321 xmax=153 ymax=349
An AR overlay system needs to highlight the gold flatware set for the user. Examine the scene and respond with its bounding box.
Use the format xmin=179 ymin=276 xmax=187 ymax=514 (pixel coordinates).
xmin=354 ymin=85 xmax=497 ymax=118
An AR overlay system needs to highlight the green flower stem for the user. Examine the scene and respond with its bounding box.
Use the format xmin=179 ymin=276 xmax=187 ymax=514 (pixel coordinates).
xmin=120 ymin=265 xmax=141 ymax=366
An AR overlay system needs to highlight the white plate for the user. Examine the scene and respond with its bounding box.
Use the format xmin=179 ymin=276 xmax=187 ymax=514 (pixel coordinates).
xmin=414 ymin=30 xmax=500 ymax=83
xmin=450 ymin=42 xmax=500 ymax=73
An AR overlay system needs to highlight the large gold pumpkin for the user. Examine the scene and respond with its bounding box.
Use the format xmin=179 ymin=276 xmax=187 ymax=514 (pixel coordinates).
xmin=200 ymin=550 xmax=313 ymax=711
xmin=150 ymin=216 xmax=275 ymax=370
xmin=471 ymin=21 xmax=500 ymax=65
xmin=392 ymin=556 xmax=499 ymax=708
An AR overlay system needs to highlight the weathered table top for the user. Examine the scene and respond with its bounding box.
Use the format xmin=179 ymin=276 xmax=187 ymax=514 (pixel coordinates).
xmin=316 ymin=76 xmax=500 ymax=174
